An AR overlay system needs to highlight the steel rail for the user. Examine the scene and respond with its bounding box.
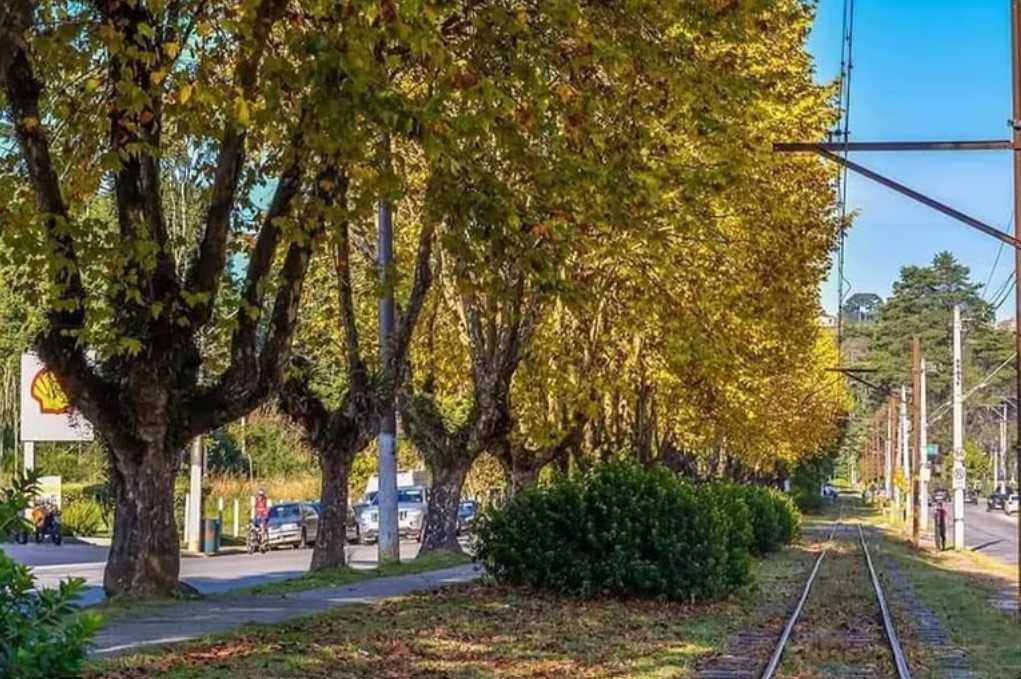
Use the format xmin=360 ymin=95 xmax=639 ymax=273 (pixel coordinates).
xmin=759 ymin=521 xmax=840 ymax=679
xmin=858 ymin=524 xmax=913 ymax=679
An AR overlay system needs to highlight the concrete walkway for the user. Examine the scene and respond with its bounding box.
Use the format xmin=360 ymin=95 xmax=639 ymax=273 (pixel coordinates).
xmin=91 ymin=563 xmax=483 ymax=657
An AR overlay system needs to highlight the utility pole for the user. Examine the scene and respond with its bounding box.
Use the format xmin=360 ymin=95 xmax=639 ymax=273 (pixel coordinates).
xmin=900 ymin=385 xmax=910 ymax=525
xmin=952 ymin=305 xmax=965 ymax=551
xmin=912 ymin=338 xmax=922 ymax=545
xmin=920 ymin=358 xmax=929 ymax=532
xmin=885 ymin=398 xmax=894 ymax=503
xmin=1011 ymin=0 xmax=1021 ymax=606
xmin=186 ymin=437 xmax=203 ymax=552
xmin=376 ymin=200 xmax=400 ymax=565
xmin=1001 ymin=405 xmax=1008 ymax=493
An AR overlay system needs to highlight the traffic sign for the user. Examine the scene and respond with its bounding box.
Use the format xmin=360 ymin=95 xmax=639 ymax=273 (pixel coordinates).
xmin=953 ymin=447 xmax=965 ymax=462
xmin=952 ymin=466 xmax=966 ymax=489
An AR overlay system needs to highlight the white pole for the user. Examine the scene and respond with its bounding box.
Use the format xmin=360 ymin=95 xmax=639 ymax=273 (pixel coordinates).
xmin=187 ymin=437 xmax=203 ymax=552
xmin=23 ymin=441 xmax=35 ymax=472
xmin=920 ymin=359 xmax=929 ymax=531
xmin=952 ymin=305 xmax=965 ymax=550
xmin=233 ymin=498 xmax=240 ymax=537
xmin=1001 ymin=406 xmax=1008 ymax=494
xmin=183 ymin=491 xmax=191 ymax=545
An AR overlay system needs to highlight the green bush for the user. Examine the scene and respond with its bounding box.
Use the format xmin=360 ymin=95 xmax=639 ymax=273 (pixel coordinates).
xmin=738 ymin=485 xmax=801 ymax=555
xmin=703 ymin=481 xmax=754 ymax=589
xmin=1 ymin=473 xmax=101 ymax=678
xmin=62 ymin=497 xmax=106 ymax=536
xmin=476 ymin=460 xmax=749 ymax=601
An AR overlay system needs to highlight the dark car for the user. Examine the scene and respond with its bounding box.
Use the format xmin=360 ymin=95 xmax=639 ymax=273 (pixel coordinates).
xmin=457 ymin=500 xmax=478 ymax=536
xmin=988 ymin=491 xmax=1007 ymax=511
xmin=930 ymin=488 xmax=948 ymax=506
xmin=964 ymin=489 xmax=979 ymax=504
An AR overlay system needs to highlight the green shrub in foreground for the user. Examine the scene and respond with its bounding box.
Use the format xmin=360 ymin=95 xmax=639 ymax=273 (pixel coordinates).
xmin=476 ymin=461 xmax=756 ymax=601
xmin=1 ymin=474 xmax=101 ymax=679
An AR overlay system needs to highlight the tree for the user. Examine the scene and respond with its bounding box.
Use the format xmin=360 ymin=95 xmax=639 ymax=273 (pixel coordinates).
xmin=864 ymin=252 xmax=1014 ymax=463
xmin=842 ymin=292 xmax=882 ymax=324
xmin=0 ymin=0 xmax=352 ymax=598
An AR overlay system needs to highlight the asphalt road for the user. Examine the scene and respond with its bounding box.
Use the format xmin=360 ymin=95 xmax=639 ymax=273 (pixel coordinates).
xmin=2 ymin=540 xmax=431 ymax=606
xmin=962 ymin=502 xmax=1019 ymax=565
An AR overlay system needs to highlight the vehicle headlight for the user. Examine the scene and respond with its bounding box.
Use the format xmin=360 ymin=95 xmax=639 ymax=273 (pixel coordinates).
xmin=280 ymin=523 xmax=298 ymax=531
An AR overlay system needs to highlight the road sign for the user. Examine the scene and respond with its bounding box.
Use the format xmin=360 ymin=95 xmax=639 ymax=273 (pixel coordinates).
xmin=953 ymin=447 xmax=965 ymax=462
xmin=952 ymin=465 xmax=966 ymax=489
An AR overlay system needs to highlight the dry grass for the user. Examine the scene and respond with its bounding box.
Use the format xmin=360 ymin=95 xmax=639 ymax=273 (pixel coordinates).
xmin=87 ymin=540 xmax=821 ymax=679
xmin=205 ymin=475 xmax=322 ymax=505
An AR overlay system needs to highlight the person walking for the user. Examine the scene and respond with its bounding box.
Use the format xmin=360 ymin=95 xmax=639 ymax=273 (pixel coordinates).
xmin=933 ymin=500 xmax=948 ymax=550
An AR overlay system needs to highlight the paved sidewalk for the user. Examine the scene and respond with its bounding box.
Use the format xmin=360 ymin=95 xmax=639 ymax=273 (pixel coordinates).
xmin=91 ymin=563 xmax=483 ymax=657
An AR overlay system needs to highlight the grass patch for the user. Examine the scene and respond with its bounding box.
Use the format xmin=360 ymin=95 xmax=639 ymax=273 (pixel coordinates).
xmin=87 ymin=540 xmax=820 ymax=678
xmin=868 ymin=527 xmax=1021 ymax=678
xmin=240 ymin=550 xmax=472 ymax=596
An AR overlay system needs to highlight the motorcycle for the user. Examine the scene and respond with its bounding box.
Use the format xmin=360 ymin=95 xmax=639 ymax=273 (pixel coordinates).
xmin=32 ymin=502 xmax=63 ymax=546
xmin=247 ymin=518 xmax=268 ymax=554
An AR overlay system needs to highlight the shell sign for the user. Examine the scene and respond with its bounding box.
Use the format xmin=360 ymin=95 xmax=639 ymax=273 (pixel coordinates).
xmin=20 ymin=353 xmax=93 ymax=442
xmin=31 ymin=369 xmax=72 ymax=415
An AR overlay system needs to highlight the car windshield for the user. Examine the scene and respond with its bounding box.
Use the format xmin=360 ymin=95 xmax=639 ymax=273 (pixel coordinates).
xmin=366 ymin=489 xmax=424 ymax=505
xmin=269 ymin=504 xmax=301 ymax=520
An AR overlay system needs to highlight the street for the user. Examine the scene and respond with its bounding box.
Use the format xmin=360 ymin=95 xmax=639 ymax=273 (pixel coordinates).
xmin=962 ymin=503 xmax=1019 ymax=565
xmin=2 ymin=540 xmax=433 ymax=606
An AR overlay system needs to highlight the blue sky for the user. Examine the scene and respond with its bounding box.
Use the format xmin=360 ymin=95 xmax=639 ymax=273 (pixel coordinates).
xmin=808 ymin=0 xmax=1015 ymax=318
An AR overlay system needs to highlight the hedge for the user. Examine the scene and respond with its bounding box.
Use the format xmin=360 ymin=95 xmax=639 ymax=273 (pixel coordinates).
xmin=475 ymin=460 xmax=799 ymax=601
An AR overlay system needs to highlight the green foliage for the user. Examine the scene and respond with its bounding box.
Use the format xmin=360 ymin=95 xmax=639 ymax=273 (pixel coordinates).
xmin=62 ymin=497 xmax=106 ymax=536
xmin=737 ymin=485 xmax=801 ymax=556
xmin=476 ymin=461 xmax=791 ymax=601
xmin=0 ymin=473 xmax=101 ymax=678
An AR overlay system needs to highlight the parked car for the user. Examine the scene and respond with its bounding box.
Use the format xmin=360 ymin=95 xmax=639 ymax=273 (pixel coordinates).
xmin=355 ymin=487 xmax=428 ymax=544
xmin=457 ymin=500 xmax=478 ymax=535
xmin=964 ymin=489 xmax=979 ymax=504
xmin=930 ymin=488 xmax=948 ymax=506
xmin=310 ymin=500 xmax=361 ymax=544
xmin=265 ymin=501 xmax=319 ymax=550
xmin=988 ymin=491 xmax=1008 ymax=512
xmin=1007 ymin=494 xmax=1020 ymax=516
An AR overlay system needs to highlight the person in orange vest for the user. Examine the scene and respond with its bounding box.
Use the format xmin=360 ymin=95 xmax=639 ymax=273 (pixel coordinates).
xmin=934 ymin=500 xmax=949 ymax=551
xmin=253 ymin=488 xmax=270 ymax=538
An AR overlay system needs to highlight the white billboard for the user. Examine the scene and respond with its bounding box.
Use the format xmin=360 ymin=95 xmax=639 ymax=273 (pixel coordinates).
xmin=20 ymin=353 xmax=94 ymax=442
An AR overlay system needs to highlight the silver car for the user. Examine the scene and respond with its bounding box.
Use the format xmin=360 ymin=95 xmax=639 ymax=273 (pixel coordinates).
xmin=355 ymin=487 xmax=428 ymax=543
xmin=265 ymin=501 xmax=319 ymax=549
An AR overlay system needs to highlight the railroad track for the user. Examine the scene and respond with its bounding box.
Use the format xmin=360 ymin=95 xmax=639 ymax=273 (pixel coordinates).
xmin=759 ymin=521 xmax=911 ymax=679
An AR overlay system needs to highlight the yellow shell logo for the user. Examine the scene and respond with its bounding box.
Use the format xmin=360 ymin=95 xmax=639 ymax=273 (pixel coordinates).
xmin=31 ymin=369 xmax=71 ymax=415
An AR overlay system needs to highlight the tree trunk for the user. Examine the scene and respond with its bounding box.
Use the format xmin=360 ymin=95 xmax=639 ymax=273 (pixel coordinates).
xmin=311 ymin=446 xmax=352 ymax=570
xmin=420 ymin=461 xmax=470 ymax=554
xmin=502 ymin=460 xmax=539 ymax=498
xmin=103 ymin=444 xmax=180 ymax=599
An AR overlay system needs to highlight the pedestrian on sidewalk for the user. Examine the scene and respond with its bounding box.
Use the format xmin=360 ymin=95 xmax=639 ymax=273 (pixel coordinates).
xmin=934 ymin=500 xmax=948 ymax=550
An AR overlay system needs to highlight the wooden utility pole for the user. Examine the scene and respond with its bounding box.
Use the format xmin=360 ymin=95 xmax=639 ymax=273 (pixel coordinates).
xmin=918 ymin=336 xmax=927 ymax=547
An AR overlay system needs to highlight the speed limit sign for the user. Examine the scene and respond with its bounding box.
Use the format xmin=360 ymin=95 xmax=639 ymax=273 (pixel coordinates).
xmin=952 ymin=466 xmax=966 ymax=489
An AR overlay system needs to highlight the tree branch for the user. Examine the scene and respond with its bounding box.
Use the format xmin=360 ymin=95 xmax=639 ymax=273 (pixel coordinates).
xmin=330 ymin=173 xmax=365 ymax=383
xmin=184 ymin=0 xmax=290 ymax=327
xmin=392 ymin=220 xmax=434 ymax=383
